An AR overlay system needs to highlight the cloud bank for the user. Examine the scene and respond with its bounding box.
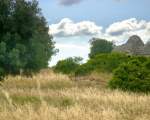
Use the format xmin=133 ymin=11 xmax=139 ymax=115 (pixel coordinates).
xmin=49 ymin=18 xmax=150 ymax=44
xmin=105 ymin=18 xmax=150 ymax=44
xmin=106 ymin=18 xmax=147 ymax=36
xmin=58 ymin=0 xmax=83 ymax=6
xmin=49 ymin=18 xmax=102 ymax=37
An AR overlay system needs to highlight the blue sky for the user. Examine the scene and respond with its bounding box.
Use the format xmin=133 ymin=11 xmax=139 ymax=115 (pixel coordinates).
xmin=37 ymin=0 xmax=150 ymax=65
xmin=39 ymin=0 xmax=150 ymax=26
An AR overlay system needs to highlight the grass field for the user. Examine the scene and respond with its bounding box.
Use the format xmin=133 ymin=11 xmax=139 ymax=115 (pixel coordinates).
xmin=0 ymin=70 xmax=150 ymax=120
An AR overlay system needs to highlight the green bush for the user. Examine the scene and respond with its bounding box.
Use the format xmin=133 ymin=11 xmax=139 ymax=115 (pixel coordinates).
xmin=109 ymin=59 xmax=150 ymax=92
xmin=73 ymin=53 xmax=150 ymax=77
xmin=74 ymin=53 xmax=130 ymax=76
xmin=54 ymin=57 xmax=82 ymax=74
xmin=87 ymin=52 xmax=130 ymax=73
xmin=74 ymin=63 xmax=94 ymax=76
xmin=144 ymin=59 xmax=150 ymax=70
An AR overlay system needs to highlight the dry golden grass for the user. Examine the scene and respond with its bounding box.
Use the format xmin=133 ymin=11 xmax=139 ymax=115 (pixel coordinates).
xmin=0 ymin=69 xmax=150 ymax=120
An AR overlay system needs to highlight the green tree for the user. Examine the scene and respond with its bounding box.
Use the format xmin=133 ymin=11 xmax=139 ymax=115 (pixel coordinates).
xmin=89 ymin=38 xmax=113 ymax=58
xmin=0 ymin=0 xmax=56 ymax=79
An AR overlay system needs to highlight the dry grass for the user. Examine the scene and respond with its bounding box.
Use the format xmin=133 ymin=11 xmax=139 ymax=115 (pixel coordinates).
xmin=0 ymin=69 xmax=150 ymax=120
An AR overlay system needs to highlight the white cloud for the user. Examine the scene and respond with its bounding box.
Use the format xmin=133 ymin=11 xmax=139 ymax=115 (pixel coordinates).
xmin=106 ymin=18 xmax=147 ymax=36
xmin=49 ymin=18 xmax=150 ymax=44
xmin=105 ymin=18 xmax=150 ymax=44
xmin=49 ymin=18 xmax=102 ymax=37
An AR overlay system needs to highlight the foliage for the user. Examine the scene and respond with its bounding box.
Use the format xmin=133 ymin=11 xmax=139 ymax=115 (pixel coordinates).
xmin=74 ymin=63 xmax=94 ymax=76
xmin=0 ymin=0 xmax=56 ymax=79
xmin=89 ymin=38 xmax=113 ymax=58
xmin=88 ymin=52 xmax=130 ymax=73
xmin=54 ymin=57 xmax=83 ymax=74
xmin=144 ymin=59 xmax=150 ymax=70
xmin=74 ymin=53 xmax=130 ymax=76
xmin=109 ymin=59 xmax=150 ymax=92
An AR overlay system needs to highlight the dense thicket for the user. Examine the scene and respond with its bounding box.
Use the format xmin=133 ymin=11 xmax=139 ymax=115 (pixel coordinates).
xmin=54 ymin=57 xmax=82 ymax=74
xmin=109 ymin=58 xmax=150 ymax=92
xmin=0 ymin=0 xmax=55 ymax=79
xmin=87 ymin=53 xmax=130 ymax=72
xmin=75 ymin=53 xmax=130 ymax=76
xmin=89 ymin=38 xmax=113 ymax=58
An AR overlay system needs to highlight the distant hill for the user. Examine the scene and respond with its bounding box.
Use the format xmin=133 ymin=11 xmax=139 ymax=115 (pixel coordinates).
xmin=113 ymin=35 xmax=150 ymax=56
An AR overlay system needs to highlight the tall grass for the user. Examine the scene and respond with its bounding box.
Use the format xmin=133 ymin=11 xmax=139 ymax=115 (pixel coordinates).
xmin=0 ymin=69 xmax=150 ymax=120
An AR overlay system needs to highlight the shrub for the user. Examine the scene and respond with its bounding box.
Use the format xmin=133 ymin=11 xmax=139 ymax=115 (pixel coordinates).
xmin=88 ymin=52 xmax=130 ymax=73
xmin=54 ymin=57 xmax=82 ymax=74
xmin=109 ymin=59 xmax=150 ymax=92
xmin=74 ymin=53 xmax=130 ymax=76
xmin=144 ymin=59 xmax=150 ymax=70
xmin=74 ymin=63 xmax=94 ymax=76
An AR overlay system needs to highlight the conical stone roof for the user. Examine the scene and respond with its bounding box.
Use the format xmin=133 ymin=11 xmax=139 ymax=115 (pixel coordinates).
xmin=113 ymin=35 xmax=147 ymax=55
xmin=127 ymin=35 xmax=144 ymax=47
xmin=125 ymin=35 xmax=144 ymax=55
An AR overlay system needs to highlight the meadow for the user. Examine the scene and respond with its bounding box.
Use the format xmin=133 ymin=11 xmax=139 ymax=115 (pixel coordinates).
xmin=0 ymin=70 xmax=150 ymax=120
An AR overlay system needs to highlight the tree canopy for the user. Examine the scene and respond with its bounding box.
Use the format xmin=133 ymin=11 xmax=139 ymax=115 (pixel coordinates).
xmin=0 ymin=0 xmax=56 ymax=79
xmin=89 ymin=38 xmax=113 ymax=58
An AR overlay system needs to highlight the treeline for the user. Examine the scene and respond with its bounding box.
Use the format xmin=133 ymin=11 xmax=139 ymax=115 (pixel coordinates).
xmin=0 ymin=0 xmax=56 ymax=79
xmin=54 ymin=38 xmax=150 ymax=93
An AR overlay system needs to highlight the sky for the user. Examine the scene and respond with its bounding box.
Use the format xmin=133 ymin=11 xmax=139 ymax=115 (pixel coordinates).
xmin=37 ymin=0 xmax=150 ymax=66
